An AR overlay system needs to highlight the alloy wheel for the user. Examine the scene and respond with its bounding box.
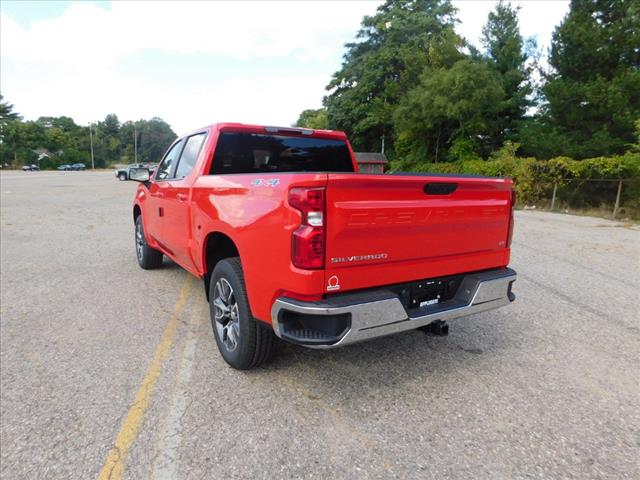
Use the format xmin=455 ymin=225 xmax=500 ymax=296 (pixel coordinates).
xmin=135 ymin=221 xmax=144 ymax=261
xmin=213 ymin=278 xmax=240 ymax=352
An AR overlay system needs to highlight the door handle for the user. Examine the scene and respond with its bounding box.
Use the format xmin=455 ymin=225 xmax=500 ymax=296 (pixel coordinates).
xmin=151 ymin=192 xmax=164 ymax=198
xmin=176 ymin=193 xmax=188 ymax=202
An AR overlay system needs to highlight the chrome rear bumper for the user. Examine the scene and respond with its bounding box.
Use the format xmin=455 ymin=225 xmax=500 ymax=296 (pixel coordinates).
xmin=271 ymin=268 xmax=516 ymax=348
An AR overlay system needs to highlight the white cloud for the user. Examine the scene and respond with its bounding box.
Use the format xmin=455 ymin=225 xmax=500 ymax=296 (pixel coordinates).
xmin=1 ymin=1 xmax=379 ymax=67
xmin=1 ymin=1 xmax=569 ymax=135
xmin=1 ymin=1 xmax=382 ymax=133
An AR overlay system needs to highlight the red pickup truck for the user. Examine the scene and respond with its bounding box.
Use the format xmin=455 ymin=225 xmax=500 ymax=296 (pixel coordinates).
xmin=130 ymin=123 xmax=516 ymax=369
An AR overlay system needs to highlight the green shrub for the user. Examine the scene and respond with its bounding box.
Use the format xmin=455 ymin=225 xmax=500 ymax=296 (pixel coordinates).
xmin=389 ymin=152 xmax=640 ymax=218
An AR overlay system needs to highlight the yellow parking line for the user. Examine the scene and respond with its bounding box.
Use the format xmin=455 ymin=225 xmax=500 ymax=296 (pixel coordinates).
xmin=98 ymin=276 xmax=193 ymax=480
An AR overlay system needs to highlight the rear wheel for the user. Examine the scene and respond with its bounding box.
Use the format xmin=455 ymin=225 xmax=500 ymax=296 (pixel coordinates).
xmin=135 ymin=215 xmax=163 ymax=269
xmin=210 ymin=257 xmax=275 ymax=370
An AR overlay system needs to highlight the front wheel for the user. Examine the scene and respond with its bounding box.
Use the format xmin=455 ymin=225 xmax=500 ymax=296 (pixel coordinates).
xmin=118 ymin=173 xmax=127 ymax=181
xmin=135 ymin=215 xmax=163 ymax=269
xmin=210 ymin=258 xmax=275 ymax=370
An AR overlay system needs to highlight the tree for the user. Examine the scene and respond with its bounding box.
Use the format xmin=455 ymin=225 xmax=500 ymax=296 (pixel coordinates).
xmin=323 ymin=0 xmax=460 ymax=153
xmin=30 ymin=116 xmax=92 ymax=167
xmin=100 ymin=114 xmax=120 ymax=138
xmin=539 ymin=0 xmax=640 ymax=158
xmin=0 ymin=94 xmax=21 ymax=134
xmin=481 ymin=1 xmax=532 ymax=149
xmin=394 ymin=59 xmax=505 ymax=165
xmin=136 ymin=118 xmax=176 ymax=163
xmin=0 ymin=120 xmax=45 ymax=166
xmin=293 ymin=109 xmax=328 ymax=129
xmin=119 ymin=121 xmax=136 ymax=162
xmin=0 ymin=95 xmax=21 ymax=164
xmin=95 ymin=114 xmax=122 ymax=166
xmin=0 ymin=94 xmax=21 ymax=144
xmin=632 ymin=118 xmax=640 ymax=152
xmin=0 ymin=94 xmax=176 ymax=168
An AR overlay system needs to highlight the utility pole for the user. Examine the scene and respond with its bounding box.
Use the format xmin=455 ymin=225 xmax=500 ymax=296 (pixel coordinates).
xmin=89 ymin=123 xmax=95 ymax=169
xmin=134 ymin=126 xmax=138 ymax=164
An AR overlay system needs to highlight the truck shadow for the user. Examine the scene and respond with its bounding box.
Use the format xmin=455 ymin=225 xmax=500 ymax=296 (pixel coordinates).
xmin=160 ymin=258 xmax=180 ymax=269
xmin=255 ymin=311 xmax=515 ymax=394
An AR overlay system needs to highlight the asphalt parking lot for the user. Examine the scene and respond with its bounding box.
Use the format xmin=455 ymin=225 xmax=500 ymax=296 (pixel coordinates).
xmin=1 ymin=170 xmax=638 ymax=480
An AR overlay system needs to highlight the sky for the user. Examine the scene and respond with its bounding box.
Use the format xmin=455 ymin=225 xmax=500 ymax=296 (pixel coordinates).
xmin=0 ymin=0 xmax=570 ymax=136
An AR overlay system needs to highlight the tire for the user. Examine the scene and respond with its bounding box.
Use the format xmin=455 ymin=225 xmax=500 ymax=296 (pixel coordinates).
xmin=209 ymin=257 xmax=275 ymax=370
xmin=119 ymin=173 xmax=127 ymax=181
xmin=135 ymin=215 xmax=163 ymax=269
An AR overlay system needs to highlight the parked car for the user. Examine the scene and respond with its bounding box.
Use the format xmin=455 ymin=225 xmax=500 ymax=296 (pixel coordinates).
xmin=22 ymin=164 xmax=40 ymax=171
xmin=115 ymin=163 xmax=157 ymax=181
xmin=57 ymin=164 xmax=72 ymax=171
xmin=71 ymin=163 xmax=86 ymax=171
xmin=130 ymin=123 xmax=517 ymax=370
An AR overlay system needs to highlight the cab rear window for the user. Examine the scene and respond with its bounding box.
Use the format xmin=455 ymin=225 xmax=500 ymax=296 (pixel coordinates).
xmin=209 ymin=132 xmax=354 ymax=174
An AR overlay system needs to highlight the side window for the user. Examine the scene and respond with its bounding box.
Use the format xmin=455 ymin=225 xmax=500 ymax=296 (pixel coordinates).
xmin=174 ymin=133 xmax=207 ymax=179
xmin=155 ymin=140 xmax=184 ymax=181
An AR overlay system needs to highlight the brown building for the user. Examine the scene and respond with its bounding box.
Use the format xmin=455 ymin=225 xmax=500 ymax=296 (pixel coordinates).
xmin=354 ymin=152 xmax=388 ymax=174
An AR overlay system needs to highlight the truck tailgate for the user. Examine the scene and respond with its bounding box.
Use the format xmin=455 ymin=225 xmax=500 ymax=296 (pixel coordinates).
xmin=324 ymin=173 xmax=513 ymax=293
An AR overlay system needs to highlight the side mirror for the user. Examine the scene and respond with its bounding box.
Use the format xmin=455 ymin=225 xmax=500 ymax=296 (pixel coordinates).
xmin=130 ymin=167 xmax=151 ymax=182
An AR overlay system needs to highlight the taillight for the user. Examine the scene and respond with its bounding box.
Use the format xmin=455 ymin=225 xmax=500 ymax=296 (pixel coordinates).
xmin=289 ymin=187 xmax=325 ymax=269
xmin=507 ymin=190 xmax=516 ymax=247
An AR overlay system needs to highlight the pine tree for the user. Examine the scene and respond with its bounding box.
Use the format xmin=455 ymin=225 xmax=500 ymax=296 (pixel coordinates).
xmin=481 ymin=1 xmax=532 ymax=149
xmin=0 ymin=94 xmax=22 ymax=143
xmin=542 ymin=0 xmax=640 ymax=158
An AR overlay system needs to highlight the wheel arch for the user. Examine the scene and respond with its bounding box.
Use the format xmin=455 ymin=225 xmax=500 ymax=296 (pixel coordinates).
xmin=133 ymin=204 xmax=141 ymax=224
xmin=202 ymin=231 xmax=240 ymax=301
